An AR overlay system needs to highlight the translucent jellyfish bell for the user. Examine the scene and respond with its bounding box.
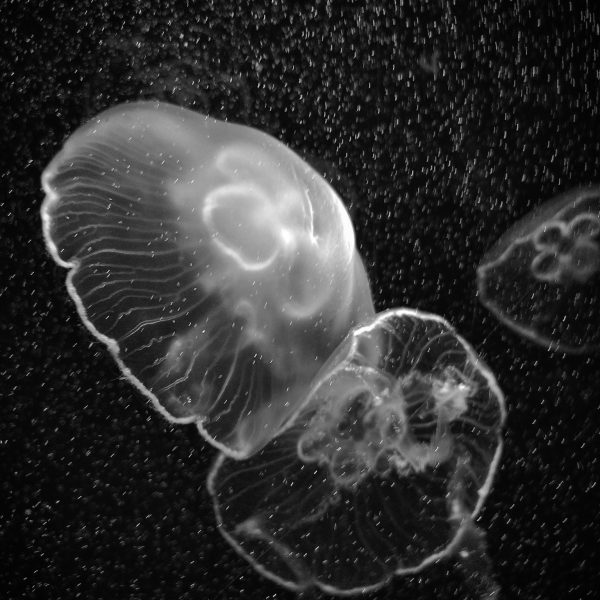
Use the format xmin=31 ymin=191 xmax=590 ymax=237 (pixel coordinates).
xmin=477 ymin=186 xmax=600 ymax=353
xmin=208 ymin=308 xmax=505 ymax=595
xmin=41 ymin=101 xmax=375 ymax=457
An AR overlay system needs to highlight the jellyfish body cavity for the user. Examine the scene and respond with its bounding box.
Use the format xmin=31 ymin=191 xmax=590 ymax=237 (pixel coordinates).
xmin=477 ymin=186 xmax=600 ymax=353
xmin=208 ymin=308 xmax=506 ymax=595
xmin=41 ymin=101 xmax=375 ymax=458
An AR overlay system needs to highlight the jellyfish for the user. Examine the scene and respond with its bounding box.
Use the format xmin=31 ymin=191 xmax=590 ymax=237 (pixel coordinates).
xmin=477 ymin=186 xmax=600 ymax=353
xmin=207 ymin=308 xmax=505 ymax=595
xmin=41 ymin=101 xmax=375 ymax=458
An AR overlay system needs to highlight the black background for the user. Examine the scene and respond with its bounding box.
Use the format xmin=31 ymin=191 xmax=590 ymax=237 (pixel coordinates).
xmin=2 ymin=1 xmax=599 ymax=599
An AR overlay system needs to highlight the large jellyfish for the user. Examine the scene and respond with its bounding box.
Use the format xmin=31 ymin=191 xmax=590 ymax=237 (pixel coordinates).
xmin=41 ymin=101 xmax=375 ymax=458
xmin=208 ymin=308 xmax=506 ymax=596
xmin=477 ymin=186 xmax=600 ymax=353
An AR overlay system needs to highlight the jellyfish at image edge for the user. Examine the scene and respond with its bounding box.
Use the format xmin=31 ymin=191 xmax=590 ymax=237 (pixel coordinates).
xmin=477 ymin=186 xmax=600 ymax=353
xmin=41 ymin=101 xmax=375 ymax=458
xmin=208 ymin=308 xmax=506 ymax=596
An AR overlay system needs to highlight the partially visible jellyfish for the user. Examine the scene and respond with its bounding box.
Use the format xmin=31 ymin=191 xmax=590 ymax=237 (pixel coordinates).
xmin=208 ymin=308 xmax=505 ymax=596
xmin=477 ymin=186 xmax=600 ymax=353
xmin=41 ymin=101 xmax=375 ymax=458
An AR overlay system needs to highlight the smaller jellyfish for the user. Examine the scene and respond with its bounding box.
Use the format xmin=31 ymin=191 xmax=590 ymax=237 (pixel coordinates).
xmin=477 ymin=186 xmax=600 ymax=353
xmin=40 ymin=101 xmax=375 ymax=458
xmin=207 ymin=308 xmax=505 ymax=596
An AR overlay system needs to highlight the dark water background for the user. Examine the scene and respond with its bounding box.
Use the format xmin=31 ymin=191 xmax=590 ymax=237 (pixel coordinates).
xmin=2 ymin=1 xmax=599 ymax=598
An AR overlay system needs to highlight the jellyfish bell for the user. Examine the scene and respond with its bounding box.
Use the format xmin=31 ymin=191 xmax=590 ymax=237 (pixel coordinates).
xmin=207 ymin=308 xmax=506 ymax=595
xmin=41 ymin=100 xmax=375 ymax=458
xmin=477 ymin=185 xmax=600 ymax=353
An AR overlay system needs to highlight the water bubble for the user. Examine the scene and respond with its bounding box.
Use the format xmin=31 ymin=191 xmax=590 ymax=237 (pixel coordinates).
xmin=207 ymin=308 xmax=505 ymax=595
xmin=477 ymin=186 xmax=600 ymax=353
xmin=41 ymin=101 xmax=375 ymax=458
